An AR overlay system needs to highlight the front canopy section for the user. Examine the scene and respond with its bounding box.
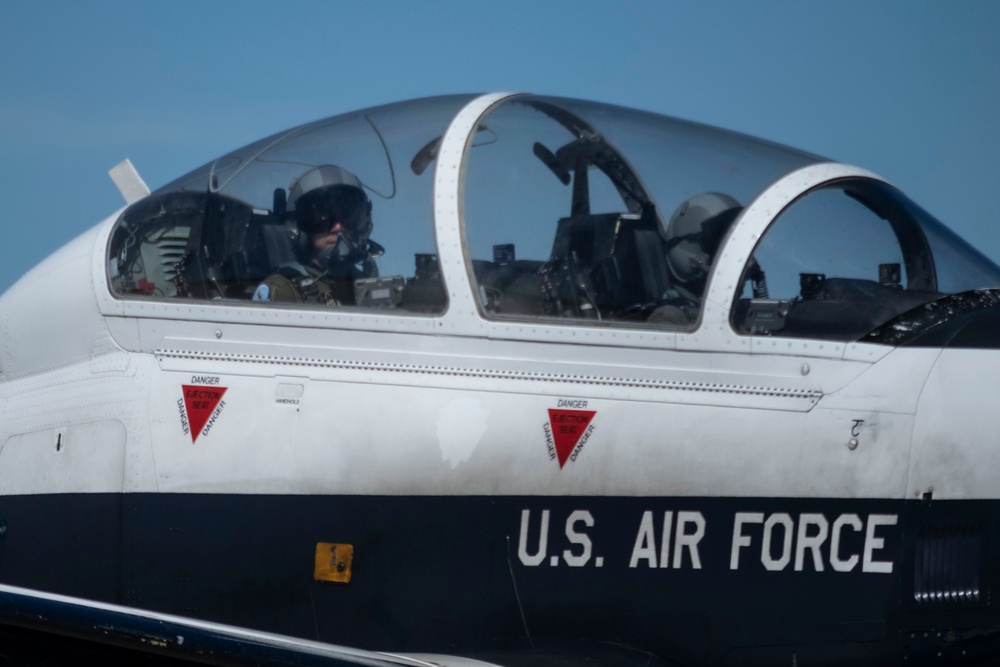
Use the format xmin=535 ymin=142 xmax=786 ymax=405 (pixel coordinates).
xmin=107 ymin=95 xmax=474 ymax=314
xmin=460 ymin=95 xmax=1000 ymax=345
xmin=459 ymin=95 xmax=820 ymax=329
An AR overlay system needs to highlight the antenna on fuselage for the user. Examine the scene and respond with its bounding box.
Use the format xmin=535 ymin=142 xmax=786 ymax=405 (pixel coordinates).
xmin=109 ymin=158 xmax=151 ymax=205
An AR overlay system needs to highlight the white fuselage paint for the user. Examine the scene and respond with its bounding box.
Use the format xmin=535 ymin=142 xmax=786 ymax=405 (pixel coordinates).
xmin=0 ymin=93 xmax=989 ymax=511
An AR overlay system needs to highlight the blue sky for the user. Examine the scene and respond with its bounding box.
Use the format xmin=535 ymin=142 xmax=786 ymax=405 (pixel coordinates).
xmin=1 ymin=0 xmax=998 ymax=292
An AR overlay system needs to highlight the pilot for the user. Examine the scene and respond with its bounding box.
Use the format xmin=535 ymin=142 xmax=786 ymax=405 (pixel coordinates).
xmin=661 ymin=192 xmax=742 ymax=302
xmin=644 ymin=192 xmax=742 ymax=327
xmin=253 ymin=165 xmax=382 ymax=305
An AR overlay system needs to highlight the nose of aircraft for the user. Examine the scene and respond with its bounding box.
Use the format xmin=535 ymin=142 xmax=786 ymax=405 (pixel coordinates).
xmin=869 ymin=289 xmax=1000 ymax=348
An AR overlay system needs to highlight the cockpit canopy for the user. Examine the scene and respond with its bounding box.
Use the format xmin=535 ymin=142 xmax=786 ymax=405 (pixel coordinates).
xmin=106 ymin=94 xmax=1000 ymax=343
xmin=108 ymin=96 xmax=472 ymax=312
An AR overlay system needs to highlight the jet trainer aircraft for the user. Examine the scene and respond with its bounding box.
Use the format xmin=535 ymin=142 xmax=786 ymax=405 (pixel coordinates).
xmin=0 ymin=93 xmax=998 ymax=665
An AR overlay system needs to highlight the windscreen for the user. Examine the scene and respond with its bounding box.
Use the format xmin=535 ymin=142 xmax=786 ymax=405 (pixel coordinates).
xmin=733 ymin=179 xmax=1000 ymax=341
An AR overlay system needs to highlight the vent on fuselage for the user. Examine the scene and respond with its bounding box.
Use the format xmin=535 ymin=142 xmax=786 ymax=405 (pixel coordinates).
xmin=913 ymin=522 xmax=984 ymax=606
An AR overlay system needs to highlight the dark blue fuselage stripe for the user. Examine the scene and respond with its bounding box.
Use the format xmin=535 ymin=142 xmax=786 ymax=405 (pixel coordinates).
xmin=0 ymin=494 xmax=996 ymax=665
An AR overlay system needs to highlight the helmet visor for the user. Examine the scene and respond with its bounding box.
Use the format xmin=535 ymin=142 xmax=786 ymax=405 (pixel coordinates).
xmin=296 ymin=186 xmax=370 ymax=235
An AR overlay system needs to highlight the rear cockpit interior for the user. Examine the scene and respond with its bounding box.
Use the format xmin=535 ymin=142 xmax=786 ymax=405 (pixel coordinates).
xmin=108 ymin=95 xmax=475 ymax=314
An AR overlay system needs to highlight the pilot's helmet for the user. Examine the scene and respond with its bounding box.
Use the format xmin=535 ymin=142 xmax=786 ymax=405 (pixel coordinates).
xmin=288 ymin=165 xmax=373 ymax=244
xmin=662 ymin=192 xmax=742 ymax=287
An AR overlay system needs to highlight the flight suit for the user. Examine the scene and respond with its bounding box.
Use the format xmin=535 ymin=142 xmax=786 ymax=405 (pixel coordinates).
xmin=253 ymin=263 xmax=357 ymax=306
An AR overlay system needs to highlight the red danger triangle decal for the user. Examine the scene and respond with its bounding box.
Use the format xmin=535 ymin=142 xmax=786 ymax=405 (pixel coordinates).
xmin=548 ymin=409 xmax=596 ymax=468
xmin=182 ymin=385 xmax=228 ymax=443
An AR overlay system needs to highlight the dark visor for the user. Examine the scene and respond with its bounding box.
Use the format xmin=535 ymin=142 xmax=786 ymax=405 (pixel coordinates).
xmin=296 ymin=186 xmax=369 ymax=234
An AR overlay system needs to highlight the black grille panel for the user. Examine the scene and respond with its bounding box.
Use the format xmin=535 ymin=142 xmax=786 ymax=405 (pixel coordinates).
xmin=913 ymin=522 xmax=984 ymax=606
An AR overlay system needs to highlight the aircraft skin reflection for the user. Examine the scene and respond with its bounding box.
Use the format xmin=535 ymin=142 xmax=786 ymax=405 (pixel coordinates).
xmin=0 ymin=93 xmax=998 ymax=666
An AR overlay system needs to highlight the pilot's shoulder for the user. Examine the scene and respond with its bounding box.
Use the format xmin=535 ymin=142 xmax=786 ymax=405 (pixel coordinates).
xmin=254 ymin=265 xmax=309 ymax=302
xmin=274 ymin=261 xmax=311 ymax=278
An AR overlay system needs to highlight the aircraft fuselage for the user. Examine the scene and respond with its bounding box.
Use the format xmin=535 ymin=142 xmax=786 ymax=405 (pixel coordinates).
xmin=1 ymin=93 xmax=999 ymax=665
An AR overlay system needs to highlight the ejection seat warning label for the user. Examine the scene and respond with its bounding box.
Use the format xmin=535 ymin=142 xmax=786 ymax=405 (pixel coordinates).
xmin=180 ymin=380 xmax=228 ymax=443
xmin=545 ymin=404 xmax=596 ymax=468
